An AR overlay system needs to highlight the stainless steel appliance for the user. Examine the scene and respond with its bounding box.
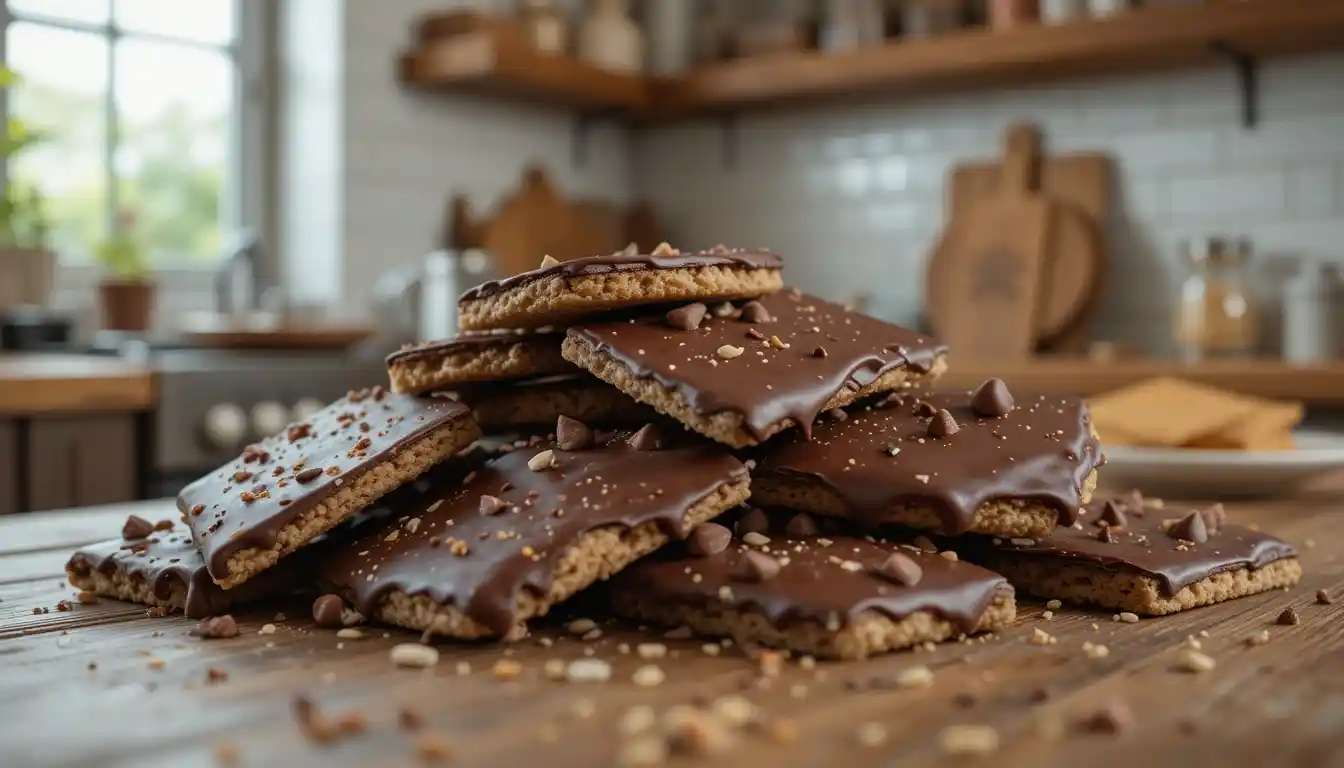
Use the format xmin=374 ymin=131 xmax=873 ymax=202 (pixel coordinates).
xmin=373 ymin=248 xmax=494 ymax=345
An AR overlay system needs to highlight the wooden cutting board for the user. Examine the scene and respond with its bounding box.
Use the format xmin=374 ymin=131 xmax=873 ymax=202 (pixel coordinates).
xmin=927 ymin=124 xmax=1106 ymax=352
xmin=928 ymin=126 xmax=1054 ymax=359
xmin=942 ymin=125 xmax=1112 ymax=351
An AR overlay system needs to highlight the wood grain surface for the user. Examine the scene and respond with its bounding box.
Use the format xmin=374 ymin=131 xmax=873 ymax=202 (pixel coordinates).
xmin=0 ymin=355 xmax=153 ymax=416
xmin=1 ymin=490 xmax=1341 ymax=767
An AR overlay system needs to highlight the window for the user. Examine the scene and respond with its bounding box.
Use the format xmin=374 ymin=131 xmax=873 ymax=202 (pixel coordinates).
xmin=2 ymin=0 xmax=256 ymax=266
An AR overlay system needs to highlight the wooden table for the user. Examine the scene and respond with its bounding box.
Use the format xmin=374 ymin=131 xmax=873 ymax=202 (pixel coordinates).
xmin=3 ymin=495 xmax=1343 ymax=767
xmin=0 ymin=354 xmax=154 ymax=416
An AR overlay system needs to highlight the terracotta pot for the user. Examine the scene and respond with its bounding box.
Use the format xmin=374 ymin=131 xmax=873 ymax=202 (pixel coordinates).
xmin=98 ymin=279 xmax=157 ymax=332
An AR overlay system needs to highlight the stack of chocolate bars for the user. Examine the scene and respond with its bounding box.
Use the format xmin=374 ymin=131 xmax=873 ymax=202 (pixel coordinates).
xmin=66 ymin=245 xmax=1302 ymax=660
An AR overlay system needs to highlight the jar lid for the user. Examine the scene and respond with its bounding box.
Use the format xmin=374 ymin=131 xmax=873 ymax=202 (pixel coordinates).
xmin=1184 ymin=237 xmax=1252 ymax=265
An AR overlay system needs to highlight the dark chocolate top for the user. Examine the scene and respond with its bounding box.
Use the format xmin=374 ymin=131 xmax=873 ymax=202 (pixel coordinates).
xmin=385 ymin=327 xmax=564 ymax=366
xmin=67 ymin=525 xmax=232 ymax=618
xmin=180 ymin=388 xmax=473 ymax=582
xmin=990 ymin=496 xmax=1297 ymax=596
xmin=568 ymin=290 xmax=945 ymax=441
xmin=615 ymin=534 xmax=1011 ymax=632
xmin=460 ymin=247 xmax=783 ymax=301
xmin=320 ymin=430 xmax=748 ymax=636
xmin=751 ymin=390 xmax=1101 ymax=534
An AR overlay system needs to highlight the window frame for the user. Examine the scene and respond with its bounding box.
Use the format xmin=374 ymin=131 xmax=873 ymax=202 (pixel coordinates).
xmin=0 ymin=0 xmax=266 ymax=272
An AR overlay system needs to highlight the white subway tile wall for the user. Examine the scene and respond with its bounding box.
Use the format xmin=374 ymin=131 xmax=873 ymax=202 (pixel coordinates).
xmin=634 ymin=53 xmax=1344 ymax=355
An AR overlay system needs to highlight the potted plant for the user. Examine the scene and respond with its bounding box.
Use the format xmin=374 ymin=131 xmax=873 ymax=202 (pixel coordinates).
xmin=0 ymin=66 xmax=56 ymax=312
xmin=93 ymin=209 xmax=156 ymax=332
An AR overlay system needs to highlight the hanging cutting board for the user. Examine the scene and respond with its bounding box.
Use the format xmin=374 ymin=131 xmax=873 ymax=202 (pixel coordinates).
xmin=942 ymin=126 xmax=1113 ymax=352
xmin=928 ymin=126 xmax=1054 ymax=359
xmin=926 ymin=124 xmax=1105 ymax=352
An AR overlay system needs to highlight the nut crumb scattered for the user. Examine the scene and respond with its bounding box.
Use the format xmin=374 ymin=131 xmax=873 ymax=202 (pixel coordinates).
xmin=1117 ymin=612 xmax=1140 ymax=624
xmin=390 ymin=643 xmax=440 ymax=669
xmin=897 ymin=665 xmax=934 ymax=688
xmin=1177 ymin=649 xmax=1216 ymax=673
xmin=566 ymin=659 xmax=612 ymax=683
xmin=637 ymin=642 xmax=668 ymax=659
xmin=633 ymin=665 xmax=666 ymax=687
xmin=856 ymin=722 xmax=887 ymax=747
xmin=939 ymin=724 xmax=1000 ymax=756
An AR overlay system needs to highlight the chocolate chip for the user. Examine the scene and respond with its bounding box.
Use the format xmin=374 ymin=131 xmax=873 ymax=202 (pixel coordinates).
xmin=811 ymin=346 xmax=827 ymax=358
xmin=740 ymin=300 xmax=771 ymax=323
xmin=686 ymin=523 xmax=732 ymax=557
xmin=627 ymin=423 xmax=664 ymax=451
xmin=827 ymin=408 xmax=848 ymax=422
xmin=1276 ymin=606 xmax=1300 ymax=626
xmin=914 ymin=401 xmax=938 ymax=417
xmin=783 ymin=513 xmax=820 ymax=537
xmin=1317 ymin=588 xmax=1334 ymax=605
xmin=1099 ymin=500 xmax=1127 ymax=528
xmin=296 ymin=467 xmax=324 ymax=484
xmin=1079 ymin=699 xmax=1133 ymax=734
xmin=192 ymin=614 xmax=240 ymax=639
xmin=1199 ymin=503 xmax=1226 ymax=535
xmin=555 ymin=415 xmax=594 ymax=451
xmin=735 ymin=508 xmax=770 ymax=537
xmin=712 ymin=301 xmax=736 ymax=318
xmin=733 ymin=551 xmax=781 ymax=582
xmin=879 ymin=392 xmax=905 ymax=408
xmin=874 ymin=553 xmax=923 ymax=586
xmin=1168 ymin=511 xmax=1208 ymax=543
xmin=1096 ymin=526 xmax=1115 ymax=543
xmin=1028 ymin=687 xmax=1051 ymax=703
xmin=122 ymin=515 xmax=154 ymax=540
xmin=970 ymin=378 xmax=1015 ymax=418
xmin=312 ymin=595 xmax=346 ymax=629
xmin=746 ymin=328 xmax=765 ymax=340
xmin=927 ymin=409 xmax=960 ymax=438
xmin=479 ymin=495 xmax=509 ymax=516
xmin=1116 ymin=488 xmax=1143 ymax=512
xmin=665 ymin=302 xmax=708 ymax=331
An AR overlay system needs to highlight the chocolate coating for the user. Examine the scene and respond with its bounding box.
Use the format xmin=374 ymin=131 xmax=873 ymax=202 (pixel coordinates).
xmin=614 ymin=536 xmax=1011 ymax=632
xmin=385 ymin=327 xmax=564 ymax=366
xmin=751 ymin=391 xmax=1101 ymax=534
xmin=180 ymin=388 xmax=472 ymax=581
xmin=569 ymin=290 xmax=944 ymax=441
xmin=460 ymin=247 xmax=783 ymax=301
xmin=989 ymin=498 xmax=1297 ymax=596
xmin=320 ymin=432 xmax=748 ymax=636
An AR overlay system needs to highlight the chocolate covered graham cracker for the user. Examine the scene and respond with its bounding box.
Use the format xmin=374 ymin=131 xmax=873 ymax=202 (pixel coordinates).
xmin=320 ymin=420 xmax=750 ymax=640
xmin=750 ymin=381 xmax=1101 ymax=539
xmin=182 ymin=388 xmax=480 ymax=589
xmin=978 ymin=491 xmax=1301 ymax=615
xmin=563 ymin=290 xmax=947 ymax=448
xmin=453 ymin=374 xmax=661 ymax=432
xmin=387 ymin=328 xmax=571 ymax=395
xmin=67 ymin=516 xmax=301 ymax=618
xmin=459 ymin=245 xmax=784 ymax=331
xmin=611 ymin=515 xmax=1015 ymax=660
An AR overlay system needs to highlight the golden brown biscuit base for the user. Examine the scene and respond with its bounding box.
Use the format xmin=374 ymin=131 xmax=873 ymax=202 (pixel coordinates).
xmin=983 ymin=556 xmax=1302 ymax=616
xmin=461 ymin=378 xmax=661 ymax=431
xmin=362 ymin=477 xmax=751 ymax=639
xmin=562 ymin=336 xmax=947 ymax=448
xmin=459 ymin=265 xmax=783 ymax=331
xmin=67 ymin=567 xmax=189 ymax=614
xmin=750 ymin=469 xmax=1098 ymax=540
xmin=388 ymin=336 xmax=571 ymax=394
xmin=612 ymin=592 xmax=1015 ymax=661
xmin=216 ymin=417 xmax=481 ymax=589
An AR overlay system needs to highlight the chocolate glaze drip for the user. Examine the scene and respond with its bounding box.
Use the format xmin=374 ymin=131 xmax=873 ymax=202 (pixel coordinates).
xmin=568 ymin=290 xmax=945 ymax=440
xmin=989 ymin=501 xmax=1297 ymax=596
xmin=460 ymin=248 xmax=783 ymax=301
xmin=751 ymin=391 xmax=1101 ymax=534
xmin=320 ymin=432 xmax=748 ymax=636
xmin=180 ymin=389 xmax=472 ymax=582
xmin=386 ymin=327 xmax=564 ymax=366
xmin=615 ymin=535 xmax=1011 ymax=633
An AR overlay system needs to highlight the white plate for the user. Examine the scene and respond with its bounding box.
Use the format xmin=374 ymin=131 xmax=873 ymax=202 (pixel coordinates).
xmin=1099 ymin=430 xmax=1344 ymax=499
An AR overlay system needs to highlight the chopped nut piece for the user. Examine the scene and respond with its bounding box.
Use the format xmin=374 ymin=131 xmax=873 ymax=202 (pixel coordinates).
xmin=336 ymin=628 xmax=363 ymax=640
xmin=1117 ymin=612 xmax=1140 ymax=624
xmin=939 ymin=724 xmax=1000 ymax=756
xmin=539 ymin=254 xmax=560 ymax=268
xmin=1317 ymin=588 xmax=1334 ymax=605
xmin=636 ymin=642 xmax=668 ymax=660
xmin=632 ymin=665 xmax=666 ymax=687
xmin=619 ymin=705 xmax=657 ymax=736
xmin=1045 ymin=599 xmax=1062 ymax=611
xmin=567 ymin=618 xmax=598 ymax=635
xmin=193 ymin=615 xmax=240 ymax=639
xmin=897 ymin=665 xmax=934 ymax=688
xmin=258 ymin=623 xmax=277 ymax=635
xmin=716 ymin=344 xmax=745 ymax=359
xmin=741 ymin=531 xmax=771 ymax=547
xmin=1031 ymin=628 xmax=1057 ymax=646
xmin=1082 ymin=642 xmax=1109 ymax=660
xmin=390 ymin=643 xmax=440 ymax=669
xmin=1177 ymin=649 xmax=1216 ymax=673
xmin=493 ymin=659 xmax=524 ymax=680
xmin=527 ymin=449 xmax=556 ymax=471
xmin=566 ymin=659 xmax=613 ymax=683
xmin=856 ymin=722 xmax=887 ymax=747
xmin=416 ymin=731 xmax=453 ymax=763
xmin=712 ymin=695 xmax=758 ymax=727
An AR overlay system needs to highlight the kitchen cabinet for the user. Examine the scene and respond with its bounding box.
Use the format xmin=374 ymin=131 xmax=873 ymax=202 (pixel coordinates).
xmin=25 ymin=415 xmax=138 ymax=512
xmin=0 ymin=420 xmax=16 ymax=515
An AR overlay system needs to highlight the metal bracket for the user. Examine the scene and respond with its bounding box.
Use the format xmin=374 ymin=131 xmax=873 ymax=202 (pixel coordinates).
xmin=1211 ymin=41 xmax=1258 ymax=129
xmin=718 ymin=113 xmax=740 ymax=169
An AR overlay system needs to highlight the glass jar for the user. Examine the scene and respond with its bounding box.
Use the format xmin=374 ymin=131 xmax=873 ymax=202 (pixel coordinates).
xmin=1173 ymin=237 xmax=1259 ymax=361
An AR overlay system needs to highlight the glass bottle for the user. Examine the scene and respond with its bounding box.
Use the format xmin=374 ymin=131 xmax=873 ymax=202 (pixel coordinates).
xmin=1173 ymin=237 xmax=1259 ymax=361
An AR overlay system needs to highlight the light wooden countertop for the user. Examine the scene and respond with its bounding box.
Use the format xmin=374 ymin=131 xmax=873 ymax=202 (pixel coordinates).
xmin=0 ymin=354 xmax=154 ymax=416
xmin=937 ymin=358 xmax=1344 ymax=405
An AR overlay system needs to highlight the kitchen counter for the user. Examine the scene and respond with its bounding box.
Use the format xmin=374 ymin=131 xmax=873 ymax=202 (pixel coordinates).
xmin=2 ymin=492 xmax=1342 ymax=766
xmin=938 ymin=358 xmax=1344 ymax=404
xmin=0 ymin=354 xmax=154 ymax=416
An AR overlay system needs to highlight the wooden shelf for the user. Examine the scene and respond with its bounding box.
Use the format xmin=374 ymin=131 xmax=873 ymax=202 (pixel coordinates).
xmin=0 ymin=355 xmax=154 ymax=416
xmin=399 ymin=31 xmax=651 ymax=114
xmin=400 ymin=0 xmax=1344 ymax=121
xmin=936 ymin=358 xmax=1344 ymax=406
